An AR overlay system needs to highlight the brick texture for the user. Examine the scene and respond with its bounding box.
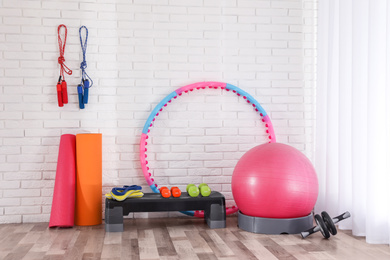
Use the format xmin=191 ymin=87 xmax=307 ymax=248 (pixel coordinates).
xmin=0 ymin=0 xmax=317 ymax=223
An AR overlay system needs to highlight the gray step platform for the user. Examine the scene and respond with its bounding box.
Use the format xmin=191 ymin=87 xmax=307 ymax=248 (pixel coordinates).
xmin=105 ymin=191 xmax=226 ymax=232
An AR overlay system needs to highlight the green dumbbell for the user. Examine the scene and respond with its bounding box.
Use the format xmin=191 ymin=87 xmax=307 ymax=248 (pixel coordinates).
xmin=198 ymin=183 xmax=208 ymax=189
xmin=199 ymin=183 xmax=211 ymax=197
xmin=186 ymin=184 xmax=195 ymax=192
xmin=186 ymin=184 xmax=199 ymax=197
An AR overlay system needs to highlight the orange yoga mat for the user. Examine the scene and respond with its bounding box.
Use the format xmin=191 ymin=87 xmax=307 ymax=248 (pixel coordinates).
xmin=75 ymin=133 xmax=102 ymax=226
xmin=49 ymin=134 xmax=76 ymax=228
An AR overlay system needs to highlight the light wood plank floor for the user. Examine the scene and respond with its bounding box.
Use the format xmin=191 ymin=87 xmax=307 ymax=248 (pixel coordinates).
xmin=1 ymin=217 xmax=389 ymax=260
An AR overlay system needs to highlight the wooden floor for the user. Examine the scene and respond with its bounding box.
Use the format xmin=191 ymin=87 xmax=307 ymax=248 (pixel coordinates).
xmin=0 ymin=217 xmax=389 ymax=260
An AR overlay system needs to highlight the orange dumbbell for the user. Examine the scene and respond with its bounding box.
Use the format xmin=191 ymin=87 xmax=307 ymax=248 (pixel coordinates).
xmin=160 ymin=187 xmax=171 ymax=198
xmin=171 ymin=187 xmax=181 ymax=198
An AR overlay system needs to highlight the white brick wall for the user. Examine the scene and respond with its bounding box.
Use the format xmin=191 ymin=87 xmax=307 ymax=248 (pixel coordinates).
xmin=0 ymin=0 xmax=317 ymax=223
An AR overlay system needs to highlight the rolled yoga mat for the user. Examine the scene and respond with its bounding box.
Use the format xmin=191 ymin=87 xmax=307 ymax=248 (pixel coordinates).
xmin=75 ymin=133 xmax=102 ymax=226
xmin=49 ymin=134 xmax=76 ymax=228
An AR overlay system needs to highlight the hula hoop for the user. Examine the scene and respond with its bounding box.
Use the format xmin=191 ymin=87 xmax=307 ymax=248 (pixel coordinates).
xmin=140 ymin=82 xmax=276 ymax=217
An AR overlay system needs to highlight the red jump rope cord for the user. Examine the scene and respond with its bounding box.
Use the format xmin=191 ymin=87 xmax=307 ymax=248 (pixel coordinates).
xmin=57 ymin=24 xmax=72 ymax=79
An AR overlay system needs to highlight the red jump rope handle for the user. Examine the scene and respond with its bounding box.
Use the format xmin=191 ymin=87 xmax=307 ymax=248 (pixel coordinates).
xmin=57 ymin=82 xmax=63 ymax=107
xmin=61 ymin=80 xmax=68 ymax=104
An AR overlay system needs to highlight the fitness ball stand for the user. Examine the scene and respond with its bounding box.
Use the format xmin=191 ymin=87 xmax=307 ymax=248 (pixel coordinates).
xmin=238 ymin=211 xmax=314 ymax=234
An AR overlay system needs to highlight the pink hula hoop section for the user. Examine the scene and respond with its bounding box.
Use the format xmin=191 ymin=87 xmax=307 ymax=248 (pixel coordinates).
xmin=140 ymin=82 xmax=276 ymax=217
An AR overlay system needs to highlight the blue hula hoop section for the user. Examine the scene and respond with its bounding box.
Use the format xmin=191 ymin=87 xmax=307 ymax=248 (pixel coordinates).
xmin=149 ymin=184 xmax=159 ymax=193
xmin=225 ymin=84 xmax=267 ymax=116
xmin=142 ymin=91 xmax=178 ymax=134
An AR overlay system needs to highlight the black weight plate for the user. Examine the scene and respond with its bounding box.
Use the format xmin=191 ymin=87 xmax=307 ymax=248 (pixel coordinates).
xmin=315 ymin=214 xmax=330 ymax=239
xmin=322 ymin=211 xmax=337 ymax=235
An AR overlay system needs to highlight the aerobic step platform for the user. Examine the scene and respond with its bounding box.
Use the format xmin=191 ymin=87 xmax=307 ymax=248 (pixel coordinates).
xmin=105 ymin=191 xmax=226 ymax=232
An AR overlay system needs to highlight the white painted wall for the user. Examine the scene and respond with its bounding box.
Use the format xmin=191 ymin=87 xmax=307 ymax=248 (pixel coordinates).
xmin=0 ymin=0 xmax=316 ymax=223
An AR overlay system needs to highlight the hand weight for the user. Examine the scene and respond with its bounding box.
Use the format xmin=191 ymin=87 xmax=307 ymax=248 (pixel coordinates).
xmin=198 ymin=183 xmax=208 ymax=189
xmin=199 ymin=183 xmax=211 ymax=197
xmin=186 ymin=183 xmax=211 ymax=197
xmin=160 ymin=187 xmax=171 ymax=198
xmin=171 ymin=187 xmax=181 ymax=198
xmin=186 ymin=184 xmax=196 ymax=192
xmin=301 ymin=211 xmax=351 ymax=239
xmin=187 ymin=185 xmax=199 ymax=197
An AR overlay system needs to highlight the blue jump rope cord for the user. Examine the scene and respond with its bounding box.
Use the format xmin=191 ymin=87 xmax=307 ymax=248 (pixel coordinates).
xmin=79 ymin=26 xmax=93 ymax=87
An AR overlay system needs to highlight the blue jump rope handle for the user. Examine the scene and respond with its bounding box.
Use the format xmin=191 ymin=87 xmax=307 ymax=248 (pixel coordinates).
xmin=77 ymin=84 xmax=85 ymax=109
xmin=83 ymin=79 xmax=89 ymax=104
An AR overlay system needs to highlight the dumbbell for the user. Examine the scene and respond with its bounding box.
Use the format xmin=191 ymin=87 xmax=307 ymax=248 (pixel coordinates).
xmin=186 ymin=183 xmax=211 ymax=197
xmin=186 ymin=184 xmax=199 ymax=197
xmin=301 ymin=211 xmax=351 ymax=239
xmin=198 ymin=183 xmax=211 ymax=197
xmin=160 ymin=187 xmax=171 ymax=198
xmin=171 ymin=187 xmax=181 ymax=198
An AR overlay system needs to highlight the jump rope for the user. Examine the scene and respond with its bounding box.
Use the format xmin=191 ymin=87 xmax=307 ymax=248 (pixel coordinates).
xmin=78 ymin=26 xmax=93 ymax=109
xmin=56 ymin=24 xmax=93 ymax=109
xmin=57 ymin=24 xmax=72 ymax=107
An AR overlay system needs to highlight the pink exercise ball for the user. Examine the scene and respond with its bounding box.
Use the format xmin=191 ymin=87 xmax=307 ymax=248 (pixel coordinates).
xmin=232 ymin=143 xmax=318 ymax=218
